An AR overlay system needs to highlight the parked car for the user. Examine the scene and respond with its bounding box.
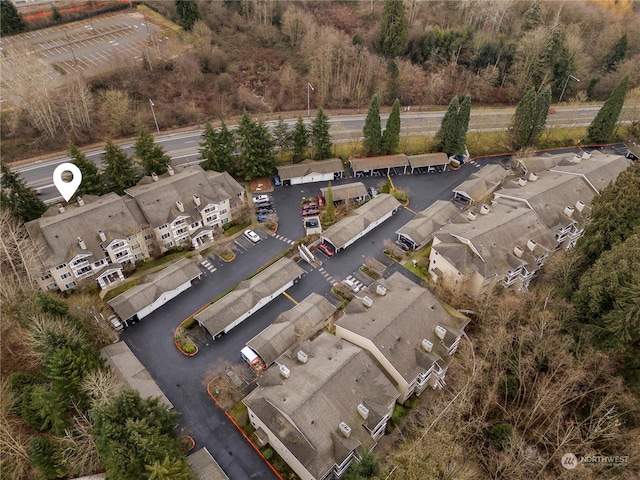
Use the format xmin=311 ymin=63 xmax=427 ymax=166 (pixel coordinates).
xmin=305 ymin=220 xmax=318 ymax=228
xmin=342 ymin=278 xmax=361 ymax=293
xmin=253 ymin=195 xmax=270 ymax=203
xmin=272 ymin=175 xmax=282 ymax=186
xmin=301 ymin=208 xmax=320 ymax=216
xmin=301 ymin=202 xmax=318 ymax=210
xmin=317 ymin=243 xmax=334 ymax=257
xmin=257 ymin=208 xmax=274 ymax=215
xmin=257 ymin=214 xmax=268 ymax=223
xmin=395 ymin=240 xmax=411 ymax=251
xmin=244 ymin=229 xmax=261 ymax=243
xmin=317 ymin=195 xmax=326 ymax=206
xmin=256 ymin=200 xmax=273 ymax=208
xmin=108 ymin=315 xmax=123 ymax=331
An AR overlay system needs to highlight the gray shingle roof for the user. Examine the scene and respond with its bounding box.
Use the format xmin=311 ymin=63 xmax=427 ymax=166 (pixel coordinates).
xmin=243 ymin=332 xmax=399 ymax=480
xmin=25 ymin=193 xmax=145 ymax=269
xmin=124 ymin=166 xmax=243 ymax=226
xmin=407 ymin=152 xmax=449 ymax=167
xmin=321 ymin=194 xmax=401 ymax=250
xmin=452 ymin=164 xmax=509 ymax=203
xmin=101 ymin=342 xmax=173 ymax=409
xmin=247 ymin=293 xmax=336 ymax=365
xmin=187 ymin=448 xmax=229 ymax=480
xmin=349 ymin=154 xmax=409 ymax=172
xmin=107 ymin=257 xmax=202 ymax=321
xmin=195 ymin=257 xmax=305 ymax=337
xmin=320 ymin=182 xmax=369 ymax=202
xmin=277 ymin=158 xmax=344 ymax=180
xmin=396 ymin=200 xmax=461 ymax=247
xmin=337 ymin=272 xmax=469 ymax=383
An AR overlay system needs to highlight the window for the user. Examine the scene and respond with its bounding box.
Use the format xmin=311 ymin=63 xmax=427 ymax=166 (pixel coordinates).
xmin=130 ymin=243 xmax=140 ymax=250
xmin=144 ymin=233 xmax=154 ymax=240
xmin=60 ymin=272 xmax=72 ymax=279
xmin=134 ymin=253 xmax=144 ymax=260
xmin=64 ymin=282 xmax=76 ymax=290
xmin=161 ymin=233 xmax=170 ymax=240
xmin=220 ymin=209 xmax=227 ymax=214
xmin=164 ymin=241 xmax=173 ymax=249
xmin=55 ymin=263 xmax=67 ymax=270
xmin=41 ymin=274 xmax=52 ymax=281
xmin=175 ymin=228 xmax=187 ymax=235
xmin=222 ymin=218 xmax=229 ymax=224
xmin=159 ymin=224 xmax=168 ymax=230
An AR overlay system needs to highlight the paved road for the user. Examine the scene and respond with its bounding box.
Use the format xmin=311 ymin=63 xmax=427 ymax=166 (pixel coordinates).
xmin=13 ymin=105 xmax=637 ymax=203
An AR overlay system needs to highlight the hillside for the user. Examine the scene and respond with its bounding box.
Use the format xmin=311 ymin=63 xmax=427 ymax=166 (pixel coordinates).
xmin=1 ymin=0 xmax=640 ymax=162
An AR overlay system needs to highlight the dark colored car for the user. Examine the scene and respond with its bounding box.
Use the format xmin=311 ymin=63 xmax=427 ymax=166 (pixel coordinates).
xmin=272 ymin=175 xmax=282 ymax=186
xmin=306 ymin=220 xmax=318 ymax=228
xmin=318 ymin=243 xmax=334 ymax=257
xmin=301 ymin=202 xmax=318 ymax=210
xmin=257 ymin=214 xmax=268 ymax=222
xmin=301 ymin=208 xmax=320 ymax=216
xmin=257 ymin=208 xmax=274 ymax=215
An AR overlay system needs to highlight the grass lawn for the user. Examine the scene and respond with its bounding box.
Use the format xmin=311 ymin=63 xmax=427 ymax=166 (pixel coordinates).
xmin=103 ymin=278 xmax=142 ymax=302
xmin=135 ymin=250 xmax=190 ymax=274
xmin=224 ymin=220 xmax=252 ymax=237
xmin=402 ymin=246 xmax=432 ymax=280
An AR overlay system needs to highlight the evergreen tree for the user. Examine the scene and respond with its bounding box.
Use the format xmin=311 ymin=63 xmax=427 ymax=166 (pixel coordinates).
xmin=0 ymin=163 xmax=47 ymax=222
xmin=175 ymin=0 xmax=201 ymax=30
xmin=435 ymin=96 xmax=462 ymax=156
xmin=236 ymin=113 xmax=275 ymax=180
xmin=102 ymin=140 xmax=138 ymax=194
xmin=134 ymin=126 xmax=171 ymax=176
xmin=363 ymin=94 xmax=383 ymax=156
xmin=68 ymin=143 xmax=103 ymax=196
xmin=381 ymin=98 xmax=401 ymax=154
xmin=310 ymin=108 xmax=332 ymax=160
xmin=325 ymin=182 xmax=335 ymax=222
xmin=216 ymin=121 xmax=237 ymax=174
xmin=199 ymin=122 xmax=221 ymax=171
xmin=529 ymin=86 xmax=552 ymax=146
xmin=291 ymin=117 xmax=309 ymax=164
xmin=604 ymin=34 xmax=627 ymax=73
xmin=457 ymin=94 xmax=472 ymax=148
xmin=51 ymin=3 xmax=62 ymax=23
xmin=29 ymin=437 xmax=65 ymax=479
xmin=145 ymin=455 xmax=192 ymax=480
xmin=378 ymin=0 xmax=408 ymax=58
xmin=0 ymin=0 xmax=26 ymax=35
xmin=273 ymin=116 xmax=292 ymax=154
xmin=586 ymin=74 xmax=629 ymax=144
xmin=509 ymin=88 xmax=536 ymax=150
xmin=521 ymin=0 xmax=542 ymax=32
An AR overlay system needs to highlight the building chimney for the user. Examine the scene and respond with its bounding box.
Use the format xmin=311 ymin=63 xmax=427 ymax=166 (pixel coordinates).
xmin=339 ymin=422 xmax=352 ymax=438
xmin=575 ymin=200 xmax=585 ymax=213
xmin=528 ymin=172 xmax=538 ymax=182
xmin=297 ymin=350 xmax=308 ymax=363
xmin=57 ymin=203 xmax=66 ymax=214
xmin=279 ymin=364 xmax=290 ymax=379
xmin=467 ymin=211 xmax=477 ymax=221
xmin=479 ymin=204 xmax=490 ymax=215
xmin=361 ymin=296 xmax=373 ymax=307
xmin=513 ymin=246 xmax=524 ymax=258
xmin=357 ymin=404 xmax=369 ymax=420
xmin=571 ymin=154 xmax=582 ymax=163
xmin=564 ymin=205 xmax=575 ymax=218
xmin=98 ymin=230 xmax=106 ymax=242
xmin=518 ymin=177 xmax=528 ymax=187
xmin=435 ymin=325 xmax=447 ymax=340
xmin=422 ymin=338 xmax=434 ymax=353
xmin=581 ymin=151 xmax=591 ymax=159
xmin=151 ymin=172 xmax=159 ymax=182
xmin=376 ymin=284 xmax=387 ymax=296
xmin=193 ymin=194 xmax=201 ymax=207
xmin=77 ymin=196 xmax=85 ymax=206
xmin=527 ymin=239 xmax=537 ymax=252
xmin=167 ymin=165 xmax=175 ymax=176
xmin=176 ymin=201 xmax=185 ymax=213
xmin=78 ymin=237 xmax=87 ymax=250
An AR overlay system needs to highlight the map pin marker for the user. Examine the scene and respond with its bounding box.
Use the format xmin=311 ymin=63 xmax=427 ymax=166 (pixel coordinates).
xmin=53 ymin=163 xmax=83 ymax=202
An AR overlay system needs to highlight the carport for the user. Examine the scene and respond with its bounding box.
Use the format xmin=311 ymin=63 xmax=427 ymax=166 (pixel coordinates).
xmin=350 ymin=154 xmax=409 ymax=177
xmin=320 ymin=182 xmax=369 ymax=205
xmin=452 ymin=164 xmax=509 ymax=205
xmin=396 ymin=200 xmax=461 ymax=250
xmin=277 ymin=158 xmax=344 ymax=186
xmin=407 ymin=153 xmax=449 ymax=173
xmin=320 ymin=194 xmax=402 ymax=252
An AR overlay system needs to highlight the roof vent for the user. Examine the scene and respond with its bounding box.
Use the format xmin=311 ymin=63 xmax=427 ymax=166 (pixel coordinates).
xmin=167 ymin=165 xmax=175 ymax=176
xmin=422 ymin=338 xmax=433 ymax=353
xmin=193 ymin=194 xmax=201 ymax=207
xmin=98 ymin=230 xmax=106 ymax=242
xmin=527 ymin=239 xmax=537 ymax=252
xmin=357 ymin=404 xmax=369 ymax=420
xmin=518 ymin=177 xmax=528 ymax=187
xmin=376 ymin=284 xmax=387 ymax=296
xmin=571 ymin=154 xmax=582 ymax=163
xmin=279 ymin=364 xmax=290 ymax=379
xmin=435 ymin=325 xmax=447 ymax=340
xmin=77 ymin=196 xmax=84 ymax=206
xmin=77 ymin=237 xmax=86 ymax=250
xmin=362 ymin=296 xmax=373 ymax=308
xmin=57 ymin=203 xmax=66 ymax=214
xmin=513 ymin=246 xmax=524 ymax=258
xmin=528 ymin=172 xmax=538 ymax=182
xmin=176 ymin=201 xmax=185 ymax=213
xmin=151 ymin=172 xmax=159 ymax=182
xmin=479 ymin=204 xmax=490 ymax=215
xmin=564 ymin=205 xmax=575 ymax=218
xmin=467 ymin=211 xmax=477 ymax=221
xmin=582 ymin=151 xmax=591 ymax=159
xmin=297 ymin=350 xmax=308 ymax=364
xmin=575 ymin=200 xmax=585 ymax=213
xmin=339 ymin=422 xmax=351 ymax=438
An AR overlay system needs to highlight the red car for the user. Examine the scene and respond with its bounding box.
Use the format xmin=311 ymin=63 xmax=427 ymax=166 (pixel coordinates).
xmin=317 ymin=195 xmax=326 ymax=207
xmin=301 ymin=208 xmax=320 ymax=216
xmin=301 ymin=202 xmax=318 ymax=210
xmin=318 ymin=243 xmax=334 ymax=257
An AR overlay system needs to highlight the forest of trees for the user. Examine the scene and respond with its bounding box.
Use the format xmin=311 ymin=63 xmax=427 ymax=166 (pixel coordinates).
xmin=1 ymin=0 xmax=638 ymax=161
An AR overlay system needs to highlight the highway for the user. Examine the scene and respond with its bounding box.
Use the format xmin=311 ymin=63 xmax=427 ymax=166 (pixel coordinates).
xmin=13 ymin=104 xmax=636 ymax=203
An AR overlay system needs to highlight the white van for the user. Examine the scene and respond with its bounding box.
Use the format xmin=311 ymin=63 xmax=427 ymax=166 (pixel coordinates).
xmin=241 ymin=346 xmax=266 ymax=373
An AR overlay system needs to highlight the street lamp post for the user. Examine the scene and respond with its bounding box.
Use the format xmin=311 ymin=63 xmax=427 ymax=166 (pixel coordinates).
xmin=307 ymin=83 xmax=314 ymax=118
xmin=559 ymin=74 xmax=581 ymax=103
xmin=149 ymin=99 xmax=160 ymax=133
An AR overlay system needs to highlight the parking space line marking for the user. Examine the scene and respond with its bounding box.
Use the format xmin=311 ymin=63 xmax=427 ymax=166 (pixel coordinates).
xmin=403 ymin=205 xmax=417 ymax=214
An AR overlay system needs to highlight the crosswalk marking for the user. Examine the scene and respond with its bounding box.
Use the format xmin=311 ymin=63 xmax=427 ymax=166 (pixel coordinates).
xmin=275 ymin=234 xmax=295 ymax=245
xmin=200 ymin=260 xmax=217 ymax=273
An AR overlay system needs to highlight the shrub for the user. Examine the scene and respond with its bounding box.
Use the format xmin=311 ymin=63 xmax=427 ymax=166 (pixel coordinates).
xmin=489 ymin=423 xmax=513 ymax=450
xmin=262 ymin=448 xmax=274 ymax=460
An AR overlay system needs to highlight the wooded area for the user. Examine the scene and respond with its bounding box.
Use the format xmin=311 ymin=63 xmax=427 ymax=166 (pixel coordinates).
xmin=1 ymin=0 xmax=639 ymax=161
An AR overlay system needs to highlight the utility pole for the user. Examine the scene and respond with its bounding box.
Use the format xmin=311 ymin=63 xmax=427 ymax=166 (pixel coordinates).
xmin=307 ymin=83 xmax=314 ymax=118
